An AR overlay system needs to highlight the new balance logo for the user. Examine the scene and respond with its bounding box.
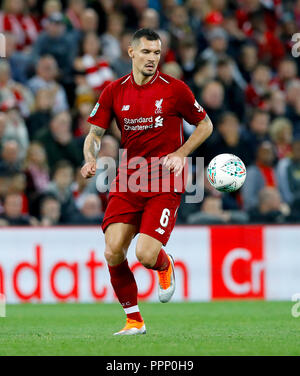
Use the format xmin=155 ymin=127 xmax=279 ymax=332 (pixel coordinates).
xmin=154 ymin=116 xmax=163 ymax=128
xmin=122 ymin=105 xmax=130 ymax=111
xmin=155 ymin=227 xmax=165 ymax=235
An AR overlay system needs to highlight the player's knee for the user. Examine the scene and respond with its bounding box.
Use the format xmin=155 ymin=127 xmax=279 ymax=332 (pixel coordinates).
xmin=135 ymin=247 xmax=156 ymax=269
xmin=104 ymin=239 xmax=126 ymax=265
xmin=104 ymin=247 xmax=125 ymax=265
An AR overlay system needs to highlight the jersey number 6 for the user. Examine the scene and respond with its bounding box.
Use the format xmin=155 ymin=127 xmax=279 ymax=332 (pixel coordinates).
xmin=160 ymin=208 xmax=171 ymax=228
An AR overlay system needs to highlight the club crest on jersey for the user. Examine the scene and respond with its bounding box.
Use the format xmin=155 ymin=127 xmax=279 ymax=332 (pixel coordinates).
xmin=90 ymin=103 xmax=99 ymax=117
xmin=155 ymin=98 xmax=163 ymax=114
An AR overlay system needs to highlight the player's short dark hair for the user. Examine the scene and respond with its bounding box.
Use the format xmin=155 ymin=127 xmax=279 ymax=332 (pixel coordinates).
xmin=132 ymin=28 xmax=161 ymax=44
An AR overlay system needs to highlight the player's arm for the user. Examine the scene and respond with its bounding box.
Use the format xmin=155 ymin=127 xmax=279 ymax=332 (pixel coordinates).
xmin=178 ymin=114 xmax=213 ymax=157
xmin=164 ymin=114 xmax=213 ymax=176
xmin=81 ymin=82 xmax=114 ymax=178
xmin=81 ymin=125 xmax=106 ymax=179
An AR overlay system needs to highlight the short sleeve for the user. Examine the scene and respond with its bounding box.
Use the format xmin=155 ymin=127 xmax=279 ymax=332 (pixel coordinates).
xmin=87 ymin=83 xmax=113 ymax=129
xmin=175 ymin=81 xmax=206 ymax=125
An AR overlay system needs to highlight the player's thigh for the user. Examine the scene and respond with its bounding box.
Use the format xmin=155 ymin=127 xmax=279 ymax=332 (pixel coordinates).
xmin=135 ymin=233 xmax=163 ymax=268
xmin=139 ymin=192 xmax=182 ymax=247
xmin=104 ymin=223 xmax=137 ymax=265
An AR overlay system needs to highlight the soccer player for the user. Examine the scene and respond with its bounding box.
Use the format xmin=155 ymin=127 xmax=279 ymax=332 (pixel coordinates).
xmin=81 ymin=29 xmax=213 ymax=335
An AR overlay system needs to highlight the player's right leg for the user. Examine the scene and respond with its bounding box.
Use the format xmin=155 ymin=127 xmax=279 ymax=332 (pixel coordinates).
xmin=104 ymin=223 xmax=146 ymax=336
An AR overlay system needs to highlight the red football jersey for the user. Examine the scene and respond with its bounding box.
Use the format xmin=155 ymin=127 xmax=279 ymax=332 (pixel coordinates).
xmin=88 ymin=70 xmax=206 ymax=194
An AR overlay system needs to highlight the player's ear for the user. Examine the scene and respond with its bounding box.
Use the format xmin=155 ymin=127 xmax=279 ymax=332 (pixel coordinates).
xmin=128 ymin=46 xmax=134 ymax=59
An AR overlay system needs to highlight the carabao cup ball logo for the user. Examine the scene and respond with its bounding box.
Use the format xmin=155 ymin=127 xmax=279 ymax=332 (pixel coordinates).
xmin=221 ymin=159 xmax=246 ymax=178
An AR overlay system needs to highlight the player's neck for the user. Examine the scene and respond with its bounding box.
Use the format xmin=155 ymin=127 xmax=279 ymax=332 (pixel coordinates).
xmin=132 ymin=69 xmax=155 ymax=86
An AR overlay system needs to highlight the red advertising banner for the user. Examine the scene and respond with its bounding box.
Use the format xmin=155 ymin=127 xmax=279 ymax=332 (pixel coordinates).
xmin=210 ymin=226 xmax=265 ymax=299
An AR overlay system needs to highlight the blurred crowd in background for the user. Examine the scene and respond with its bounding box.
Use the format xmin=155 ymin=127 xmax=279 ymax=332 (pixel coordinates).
xmin=0 ymin=0 xmax=300 ymax=226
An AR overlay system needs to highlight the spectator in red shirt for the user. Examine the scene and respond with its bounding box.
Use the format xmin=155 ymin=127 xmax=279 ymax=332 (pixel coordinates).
xmin=294 ymin=0 xmax=300 ymax=29
xmin=0 ymin=193 xmax=38 ymax=226
xmin=74 ymin=32 xmax=114 ymax=96
xmin=257 ymin=27 xmax=286 ymax=69
xmin=245 ymin=64 xmax=272 ymax=108
xmin=8 ymin=172 xmax=29 ymax=215
xmin=157 ymin=30 xmax=177 ymax=66
xmin=270 ymin=58 xmax=298 ymax=92
xmin=0 ymin=0 xmax=40 ymax=50
xmin=0 ymin=60 xmax=34 ymax=118
xmin=65 ymin=0 xmax=86 ymax=31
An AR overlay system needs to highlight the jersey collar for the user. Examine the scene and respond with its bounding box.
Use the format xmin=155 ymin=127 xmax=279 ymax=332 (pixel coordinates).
xmin=130 ymin=70 xmax=159 ymax=89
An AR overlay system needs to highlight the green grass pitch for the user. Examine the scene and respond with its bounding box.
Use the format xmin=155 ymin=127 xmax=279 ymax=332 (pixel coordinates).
xmin=0 ymin=301 xmax=299 ymax=356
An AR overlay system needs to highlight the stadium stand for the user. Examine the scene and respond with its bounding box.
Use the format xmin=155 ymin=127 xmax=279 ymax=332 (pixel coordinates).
xmin=0 ymin=0 xmax=300 ymax=225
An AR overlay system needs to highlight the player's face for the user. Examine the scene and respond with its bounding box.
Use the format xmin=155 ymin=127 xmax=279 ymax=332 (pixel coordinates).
xmin=129 ymin=37 xmax=161 ymax=77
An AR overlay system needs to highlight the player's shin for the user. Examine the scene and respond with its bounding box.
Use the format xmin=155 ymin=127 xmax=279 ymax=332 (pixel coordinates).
xmin=108 ymin=259 xmax=143 ymax=322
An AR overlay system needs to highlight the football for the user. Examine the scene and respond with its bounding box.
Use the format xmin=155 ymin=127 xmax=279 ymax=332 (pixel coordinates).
xmin=207 ymin=154 xmax=247 ymax=192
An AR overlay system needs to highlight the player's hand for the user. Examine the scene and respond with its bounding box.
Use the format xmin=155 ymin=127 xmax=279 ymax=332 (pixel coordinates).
xmin=163 ymin=151 xmax=186 ymax=177
xmin=81 ymin=161 xmax=96 ymax=179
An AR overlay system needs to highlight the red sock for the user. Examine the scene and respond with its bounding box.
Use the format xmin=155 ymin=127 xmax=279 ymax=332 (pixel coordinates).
xmin=152 ymin=249 xmax=170 ymax=271
xmin=108 ymin=259 xmax=143 ymax=322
